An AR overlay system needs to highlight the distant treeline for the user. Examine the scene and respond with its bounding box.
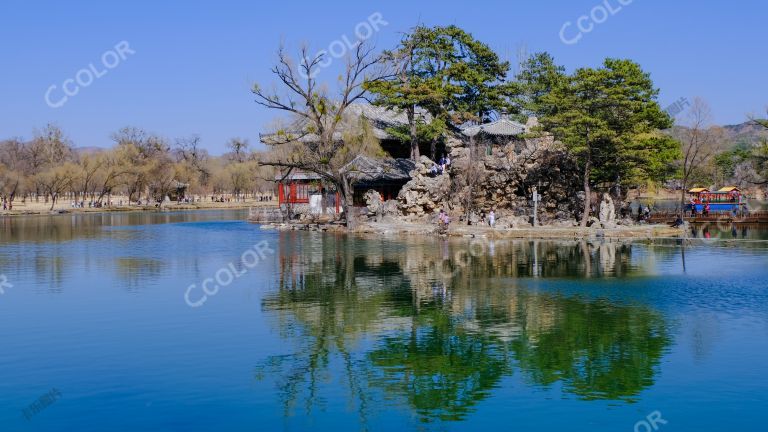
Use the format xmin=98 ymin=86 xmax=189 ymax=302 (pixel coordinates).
xmin=0 ymin=125 xmax=275 ymax=210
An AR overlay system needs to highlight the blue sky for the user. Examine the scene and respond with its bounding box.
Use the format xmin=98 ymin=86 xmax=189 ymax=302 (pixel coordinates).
xmin=1 ymin=0 xmax=765 ymax=154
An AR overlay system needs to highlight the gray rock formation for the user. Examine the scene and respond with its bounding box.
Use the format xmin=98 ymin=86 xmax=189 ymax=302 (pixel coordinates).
xmin=397 ymin=156 xmax=452 ymax=217
xmin=364 ymin=189 xmax=400 ymax=221
xmin=392 ymin=131 xmax=584 ymax=224
xmin=364 ymin=189 xmax=383 ymax=214
xmin=363 ymin=189 xmax=383 ymax=221
xmin=598 ymin=193 xmax=616 ymax=225
xmin=415 ymin=133 xmax=581 ymax=223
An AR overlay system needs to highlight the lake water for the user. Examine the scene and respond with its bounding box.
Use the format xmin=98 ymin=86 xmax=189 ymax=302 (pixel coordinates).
xmin=1 ymin=210 xmax=767 ymax=431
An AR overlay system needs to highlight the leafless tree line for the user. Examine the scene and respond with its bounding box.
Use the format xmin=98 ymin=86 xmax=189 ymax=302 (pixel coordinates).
xmin=0 ymin=124 xmax=276 ymax=210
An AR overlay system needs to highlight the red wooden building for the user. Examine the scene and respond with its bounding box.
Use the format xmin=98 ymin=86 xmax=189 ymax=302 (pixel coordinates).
xmin=275 ymin=172 xmax=340 ymax=213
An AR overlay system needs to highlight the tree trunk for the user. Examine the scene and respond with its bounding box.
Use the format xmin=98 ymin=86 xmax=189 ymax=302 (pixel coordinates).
xmin=341 ymin=175 xmax=354 ymax=228
xmin=408 ymin=106 xmax=419 ymax=161
xmin=320 ymin=181 xmax=328 ymax=216
xmin=465 ymin=138 xmax=475 ymax=225
xmin=679 ymin=176 xmax=687 ymax=218
xmin=580 ymin=157 xmax=592 ymax=227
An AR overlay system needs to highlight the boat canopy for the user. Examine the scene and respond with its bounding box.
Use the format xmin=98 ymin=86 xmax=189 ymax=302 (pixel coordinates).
xmin=717 ymin=186 xmax=740 ymax=192
xmin=688 ymin=187 xmax=709 ymax=193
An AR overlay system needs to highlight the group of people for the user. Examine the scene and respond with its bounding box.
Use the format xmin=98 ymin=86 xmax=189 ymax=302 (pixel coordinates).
xmin=209 ymin=195 xmax=271 ymax=203
xmin=687 ymin=198 xmax=711 ymax=217
xmin=428 ymin=155 xmax=452 ymax=176
xmin=437 ymin=209 xmax=498 ymax=230
xmin=70 ymin=201 xmax=111 ymax=208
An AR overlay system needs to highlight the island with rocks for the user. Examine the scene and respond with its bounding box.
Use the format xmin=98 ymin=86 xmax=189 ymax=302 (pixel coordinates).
xmin=246 ymin=25 xmax=766 ymax=239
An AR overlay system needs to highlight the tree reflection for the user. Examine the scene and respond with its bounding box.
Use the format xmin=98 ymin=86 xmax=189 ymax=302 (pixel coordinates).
xmin=256 ymin=233 xmax=672 ymax=425
xmin=509 ymin=294 xmax=670 ymax=401
xmin=115 ymin=257 xmax=165 ymax=291
xmin=367 ymin=302 xmax=511 ymax=422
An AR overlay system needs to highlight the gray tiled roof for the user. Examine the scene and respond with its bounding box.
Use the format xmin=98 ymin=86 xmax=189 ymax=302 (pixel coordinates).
xmin=273 ymin=171 xmax=325 ymax=181
xmin=461 ymin=118 xmax=527 ymax=137
xmin=340 ymin=155 xmax=415 ymax=182
xmin=260 ymin=103 xmax=431 ymax=144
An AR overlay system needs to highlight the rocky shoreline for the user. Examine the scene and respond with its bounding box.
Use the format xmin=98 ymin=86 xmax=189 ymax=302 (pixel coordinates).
xmin=260 ymin=219 xmax=684 ymax=240
xmin=0 ymin=201 xmax=273 ymax=217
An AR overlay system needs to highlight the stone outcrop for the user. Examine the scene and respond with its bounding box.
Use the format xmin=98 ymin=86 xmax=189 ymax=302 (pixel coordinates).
xmin=397 ymin=156 xmax=452 ymax=217
xmin=439 ymin=134 xmax=581 ymax=223
xmin=364 ymin=189 xmax=383 ymax=215
xmin=393 ymin=131 xmax=584 ymax=224
xmin=364 ymin=189 xmax=398 ymax=220
xmin=598 ymin=193 xmax=617 ymax=228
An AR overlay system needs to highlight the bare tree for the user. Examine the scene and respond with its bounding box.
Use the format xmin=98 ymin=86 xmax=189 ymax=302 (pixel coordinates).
xmin=176 ymin=135 xmax=211 ymax=188
xmin=32 ymin=124 xmax=73 ymax=166
xmin=76 ymin=153 xmax=104 ymax=204
xmin=111 ymin=127 xmax=173 ymax=204
xmin=36 ymin=163 xmax=78 ymax=210
xmin=26 ymin=124 xmax=73 ymax=201
xmin=672 ymin=98 xmax=727 ymax=214
xmin=95 ymin=150 xmax=128 ymax=204
xmin=0 ymin=138 xmax=28 ymax=204
xmin=252 ymin=41 xmax=389 ymax=223
xmin=452 ymin=137 xmax=487 ymax=224
xmin=226 ymin=138 xmax=250 ymax=163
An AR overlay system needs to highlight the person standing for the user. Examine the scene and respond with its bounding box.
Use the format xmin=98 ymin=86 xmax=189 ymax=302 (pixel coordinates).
xmin=488 ymin=210 xmax=495 ymax=228
xmin=642 ymin=205 xmax=651 ymax=221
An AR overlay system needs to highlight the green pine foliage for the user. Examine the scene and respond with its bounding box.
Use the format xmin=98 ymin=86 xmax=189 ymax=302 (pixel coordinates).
xmin=540 ymin=58 xmax=678 ymax=225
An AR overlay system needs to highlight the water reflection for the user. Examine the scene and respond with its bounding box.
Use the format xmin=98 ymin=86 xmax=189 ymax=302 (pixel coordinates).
xmin=34 ymin=255 xmax=67 ymax=291
xmin=256 ymin=234 xmax=672 ymax=423
xmin=115 ymin=258 xmax=166 ymax=291
xmin=689 ymin=223 xmax=768 ymax=241
xmin=0 ymin=209 xmax=249 ymax=244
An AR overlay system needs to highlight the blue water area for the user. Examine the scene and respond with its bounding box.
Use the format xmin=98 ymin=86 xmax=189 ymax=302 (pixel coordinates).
xmin=1 ymin=210 xmax=767 ymax=431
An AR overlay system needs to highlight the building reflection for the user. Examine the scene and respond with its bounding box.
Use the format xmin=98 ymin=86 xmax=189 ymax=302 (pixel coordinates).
xmin=255 ymin=233 xmax=672 ymax=424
